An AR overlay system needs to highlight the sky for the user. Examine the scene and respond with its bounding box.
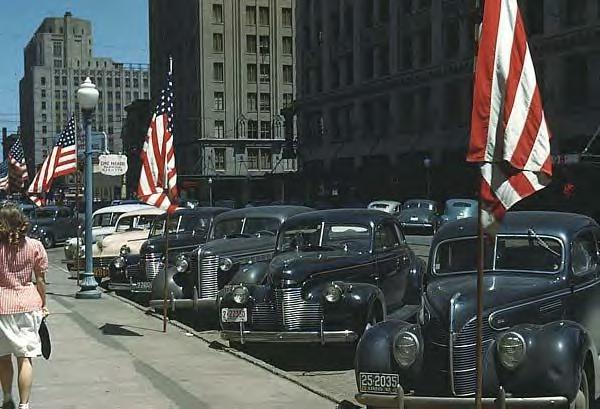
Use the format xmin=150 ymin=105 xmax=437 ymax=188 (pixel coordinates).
xmin=0 ymin=0 xmax=149 ymax=155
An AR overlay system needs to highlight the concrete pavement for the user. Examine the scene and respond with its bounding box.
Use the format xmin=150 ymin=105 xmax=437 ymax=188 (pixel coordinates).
xmin=25 ymin=249 xmax=335 ymax=409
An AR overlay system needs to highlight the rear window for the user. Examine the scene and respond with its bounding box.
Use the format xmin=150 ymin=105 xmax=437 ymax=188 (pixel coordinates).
xmin=452 ymin=202 xmax=472 ymax=208
xmin=370 ymin=204 xmax=389 ymax=209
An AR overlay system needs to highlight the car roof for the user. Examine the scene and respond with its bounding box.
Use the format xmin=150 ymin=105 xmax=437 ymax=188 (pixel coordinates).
xmin=404 ymin=199 xmax=437 ymax=205
xmin=214 ymin=205 xmax=312 ymax=222
xmin=93 ymin=204 xmax=152 ymax=215
xmin=283 ymin=208 xmax=397 ymax=226
xmin=156 ymin=207 xmax=231 ymax=218
xmin=118 ymin=207 xmax=165 ymax=219
xmin=434 ymin=211 xmax=597 ymax=243
xmin=445 ymin=198 xmax=478 ymax=205
xmin=368 ymin=200 xmax=401 ymax=206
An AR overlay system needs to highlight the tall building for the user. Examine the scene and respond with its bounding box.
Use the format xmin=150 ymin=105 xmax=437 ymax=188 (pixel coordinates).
xmin=149 ymin=0 xmax=297 ymax=204
xmin=19 ymin=12 xmax=150 ymax=177
xmin=295 ymin=0 xmax=600 ymax=203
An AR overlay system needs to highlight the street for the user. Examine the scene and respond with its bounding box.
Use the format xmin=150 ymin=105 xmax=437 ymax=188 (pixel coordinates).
xmin=36 ymin=248 xmax=336 ymax=409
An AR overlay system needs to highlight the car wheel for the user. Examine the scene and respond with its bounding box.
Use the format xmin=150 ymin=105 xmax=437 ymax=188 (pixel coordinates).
xmin=571 ymin=368 xmax=590 ymax=409
xmin=42 ymin=235 xmax=55 ymax=249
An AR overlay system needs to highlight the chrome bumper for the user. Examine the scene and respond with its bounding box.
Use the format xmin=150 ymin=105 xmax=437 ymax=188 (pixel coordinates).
xmin=356 ymin=386 xmax=568 ymax=409
xmin=148 ymin=296 xmax=216 ymax=311
xmin=108 ymin=281 xmax=152 ymax=293
xmin=220 ymin=327 xmax=358 ymax=344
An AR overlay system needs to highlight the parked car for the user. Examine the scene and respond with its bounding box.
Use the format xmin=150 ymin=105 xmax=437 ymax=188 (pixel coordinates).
xmin=109 ymin=207 xmax=230 ymax=294
xmin=439 ymin=198 xmax=478 ymax=225
xmin=28 ymin=206 xmax=80 ymax=248
xmin=368 ymin=201 xmax=402 ymax=216
xmin=148 ymin=206 xmax=312 ymax=311
xmin=397 ymin=199 xmax=440 ymax=234
xmin=218 ymin=209 xmax=425 ymax=345
xmin=91 ymin=207 xmax=164 ymax=282
xmin=63 ymin=203 xmax=152 ymax=266
xmin=354 ymin=212 xmax=600 ymax=408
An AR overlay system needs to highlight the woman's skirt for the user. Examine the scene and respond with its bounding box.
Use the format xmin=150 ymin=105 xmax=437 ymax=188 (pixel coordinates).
xmin=0 ymin=311 xmax=43 ymax=358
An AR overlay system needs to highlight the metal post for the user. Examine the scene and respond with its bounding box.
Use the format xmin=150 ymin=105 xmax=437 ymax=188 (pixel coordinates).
xmin=76 ymin=109 xmax=101 ymax=299
xmin=209 ymin=178 xmax=213 ymax=207
xmin=75 ymin=166 xmax=81 ymax=286
xmin=162 ymin=212 xmax=170 ymax=332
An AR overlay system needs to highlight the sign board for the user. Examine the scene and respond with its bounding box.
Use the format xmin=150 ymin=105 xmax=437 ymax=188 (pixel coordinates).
xmin=552 ymin=154 xmax=580 ymax=165
xmin=98 ymin=154 xmax=128 ymax=176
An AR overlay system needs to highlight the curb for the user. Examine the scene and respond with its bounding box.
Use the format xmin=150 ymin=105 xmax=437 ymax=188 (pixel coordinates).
xmin=103 ymin=290 xmax=348 ymax=406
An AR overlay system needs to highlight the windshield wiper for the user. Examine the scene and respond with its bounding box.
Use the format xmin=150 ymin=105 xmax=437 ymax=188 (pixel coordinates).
xmin=527 ymin=228 xmax=561 ymax=258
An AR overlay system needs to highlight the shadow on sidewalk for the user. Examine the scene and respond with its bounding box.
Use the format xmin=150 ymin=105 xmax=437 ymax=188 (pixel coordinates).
xmin=100 ymin=323 xmax=144 ymax=337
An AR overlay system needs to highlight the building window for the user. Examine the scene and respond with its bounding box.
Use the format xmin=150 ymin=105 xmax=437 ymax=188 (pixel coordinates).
xmin=213 ymin=4 xmax=224 ymax=23
xmin=214 ymin=120 xmax=225 ymax=138
xmin=282 ymin=8 xmax=293 ymax=27
xmin=213 ymin=33 xmax=224 ymax=52
xmin=115 ymin=78 xmax=121 ymax=87
xmin=107 ymin=77 xmax=113 ymax=87
xmin=247 ymin=120 xmax=258 ymax=139
xmin=246 ymin=35 xmax=257 ymax=53
xmin=246 ymin=6 xmax=256 ymax=25
xmin=116 ymin=91 xmax=121 ymax=99
xmin=126 ymin=91 xmax=132 ymax=101
xmin=214 ymin=92 xmax=224 ymax=111
xmin=260 ymin=121 xmax=271 ymax=139
xmin=54 ymin=59 xmax=62 ymax=68
xmin=248 ymin=148 xmax=259 ymax=169
xmin=214 ymin=62 xmax=224 ymax=81
xmin=282 ymin=65 xmax=293 ymax=84
xmin=143 ymin=78 xmax=148 ymax=87
xmin=259 ymin=6 xmax=270 ymax=25
xmin=97 ymin=77 xmax=103 ymax=86
xmin=247 ymin=93 xmax=257 ymax=111
xmin=107 ymin=91 xmax=113 ymax=100
xmin=134 ymin=91 xmax=139 ymax=99
xmin=41 ymin=76 xmax=46 ymax=86
xmin=133 ymin=78 xmax=139 ymax=87
xmin=42 ymin=113 xmax=47 ymax=122
xmin=42 ymin=137 xmax=47 ymax=146
xmin=41 ymin=89 xmax=46 ymax=98
xmin=144 ymin=92 xmax=149 ymax=99
xmin=62 ymin=90 xmax=67 ymax=99
xmin=53 ymin=42 xmax=62 ymax=57
xmin=41 ymin=101 xmax=46 ymax=110
xmin=125 ymin=78 xmax=131 ymax=88
xmin=259 ymin=36 xmax=270 ymax=54
xmin=214 ymin=148 xmax=226 ymax=170
xmin=54 ymin=76 xmax=60 ymax=86
xmin=260 ymin=149 xmax=272 ymax=169
xmin=247 ymin=148 xmax=271 ymax=169
xmin=260 ymin=93 xmax=270 ymax=111
xmin=260 ymin=64 xmax=270 ymax=83
xmin=247 ymin=64 xmax=257 ymax=83
xmin=42 ymin=126 xmax=47 ymax=134
xmin=283 ymin=93 xmax=293 ymax=108
xmin=282 ymin=36 xmax=293 ymax=54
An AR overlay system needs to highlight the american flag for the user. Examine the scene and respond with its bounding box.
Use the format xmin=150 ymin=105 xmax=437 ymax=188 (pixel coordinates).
xmin=467 ymin=0 xmax=551 ymax=230
xmin=28 ymin=115 xmax=78 ymax=206
xmin=137 ymin=64 xmax=178 ymax=213
xmin=7 ymin=138 xmax=29 ymax=192
xmin=0 ymin=161 xmax=8 ymax=191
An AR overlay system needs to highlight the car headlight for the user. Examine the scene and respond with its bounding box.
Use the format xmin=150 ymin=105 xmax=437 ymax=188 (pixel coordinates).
xmin=175 ymin=254 xmax=189 ymax=273
xmin=497 ymin=331 xmax=526 ymax=370
xmin=393 ymin=331 xmax=420 ymax=368
xmin=120 ymin=245 xmax=131 ymax=256
xmin=219 ymin=257 xmax=234 ymax=271
xmin=324 ymin=284 xmax=342 ymax=303
xmin=112 ymin=256 xmax=125 ymax=269
xmin=232 ymin=286 xmax=249 ymax=304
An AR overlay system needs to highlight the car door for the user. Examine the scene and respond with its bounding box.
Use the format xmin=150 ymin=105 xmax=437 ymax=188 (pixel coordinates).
xmin=374 ymin=221 xmax=410 ymax=310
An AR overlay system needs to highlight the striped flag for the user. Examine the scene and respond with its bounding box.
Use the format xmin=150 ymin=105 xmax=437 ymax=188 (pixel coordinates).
xmin=137 ymin=63 xmax=178 ymax=213
xmin=27 ymin=115 xmax=78 ymax=206
xmin=0 ymin=161 xmax=8 ymax=191
xmin=467 ymin=0 xmax=552 ymax=229
xmin=7 ymin=138 xmax=29 ymax=192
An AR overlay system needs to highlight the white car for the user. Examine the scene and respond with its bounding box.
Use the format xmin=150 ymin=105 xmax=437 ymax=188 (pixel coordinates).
xmin=63 ymin=203 xmax=152 ymax=265
xmin=92 ymin=207 xmax=165 ymax=281
xmin=367 ymin=200 xmax=402 ymax=215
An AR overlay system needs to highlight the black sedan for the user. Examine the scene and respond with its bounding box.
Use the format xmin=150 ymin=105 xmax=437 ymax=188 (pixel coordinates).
xmin=218 ymin=209 xmax=425 ymax=345
xmin=354 ymin=211 xmax=600 ymax=409
xmin=397 ymin=199 xmax=439 ymax=235
xmin=28 ymin=206 xmax=80 ymax=248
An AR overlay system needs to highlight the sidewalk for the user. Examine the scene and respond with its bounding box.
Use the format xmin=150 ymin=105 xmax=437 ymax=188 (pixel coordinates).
xmin=25 ymin=250 xmax=334 ymax=409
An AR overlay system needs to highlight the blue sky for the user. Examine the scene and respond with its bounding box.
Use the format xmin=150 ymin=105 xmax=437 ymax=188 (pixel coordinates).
xmin=0 ymin=0 xmax=149 ymax=155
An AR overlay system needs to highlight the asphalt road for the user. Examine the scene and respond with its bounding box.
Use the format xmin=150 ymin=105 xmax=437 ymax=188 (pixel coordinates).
xmin=46 ymin=234 xmax=434 ymax=407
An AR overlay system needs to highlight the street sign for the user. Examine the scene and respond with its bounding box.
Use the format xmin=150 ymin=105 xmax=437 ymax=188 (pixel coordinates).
xmin=98 ymin=154 xmax=128 ymax=176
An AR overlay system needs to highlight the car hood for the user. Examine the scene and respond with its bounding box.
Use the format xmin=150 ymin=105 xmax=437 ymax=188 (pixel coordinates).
xmin=201 ymin=235 xmax=275 ymax=256
xmin=268 ymin=250 xmax=369 ymax=283
xmin=426 ymin=273 xmax=564 ymax=331
xmin=398 ymin=208 xmax=435 ymax=221
xmin=141 ymin=232 xmax=206 ymax=255
xmin=30 ymin=218 xmax=54 ymax=228
xmin=94 ymin=230 xmax=149 ymax=258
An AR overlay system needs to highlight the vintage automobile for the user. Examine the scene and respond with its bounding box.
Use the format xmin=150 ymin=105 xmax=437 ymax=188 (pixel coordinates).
xmin=91 ymin=207 xmax=164 ymax=282
xmin=397 ymin=199 xmax=440 ymax=235
xmin=63 ymin=203 xmax=152 ymax=266
xmin=439 ymin=198 xmax=478 ymax=225
xmin=354 ymin=211 xmax=600 ymax=409
xmin=218 ymin=209 xmax=425 ymax=345
xmin=108 ymin=207 xmax=230 ymax=294
xmin=148 ymin=206 xmax=312 ymax=311
xmin=368 ymin=201 xmax=402 ymax=216
xmin=28 ymin=206 xmax=80 ymax=248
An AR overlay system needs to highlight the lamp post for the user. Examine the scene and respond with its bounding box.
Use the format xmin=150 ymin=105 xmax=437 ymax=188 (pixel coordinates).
xmin=75 ymin=77 xmax=101 ymax=299
xmin=208 ymin=177 xmax=213 ymax=207
xmin=423 ymin=157 xmax=432 ymax=199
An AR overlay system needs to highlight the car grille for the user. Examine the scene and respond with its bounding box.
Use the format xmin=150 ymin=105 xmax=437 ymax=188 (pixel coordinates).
xmin=199 ymin=255 xmax=219 ymax=299
xmin=250 ymin=300 xmax=278 ymax=327
xmin=452 ymin=314 xmax=496 ymax=396
xmin=275 ymin=288 xmax=323 ymax=331
xmin=93 ymin=257 xmax=112 ymax=268
xmin=125 ymin=262 xmax=142 ymax=280
xmin=142 ymin=253 xmax=163 ymax=281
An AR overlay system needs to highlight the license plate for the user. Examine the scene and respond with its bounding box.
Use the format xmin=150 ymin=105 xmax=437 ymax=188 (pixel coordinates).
xmin=410 ymin=216 xmax=419 ymax=221
xmin=131 ymin=281 xmax=152 ymax=291
xmin=221 ymin=308 xmax=248 ymax=323
xmin=359 ymin=372 xmax=399 ymax=394
xmin=93 ymin=267 xmax=109 ymax=277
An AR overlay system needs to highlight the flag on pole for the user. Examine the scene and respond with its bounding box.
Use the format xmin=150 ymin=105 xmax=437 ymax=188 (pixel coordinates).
xmin=7 ymin=138 xmax=29 ymax=192
xmin=27 ymin=115 xmax=78 ymax=206
xmin=0 ymin=162 xmax=8 ymax=191
xmin=467 ymin=0 xmax=552 ymax=230
xmin=137 ymin=61 xmax=178 ymax=213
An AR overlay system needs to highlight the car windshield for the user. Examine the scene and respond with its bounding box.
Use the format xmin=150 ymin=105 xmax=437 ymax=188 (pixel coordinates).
xmin=434 ymin=235 xmax=563 ymax=275
xmin=149 ymin=214 xmax=208 ymax=237
xmin=116 ymin=215 xmax=158 ymax=232
xmin=370 ymin=203 xmax=390 ymax=209
xmin=278 ymin=223 xmax=371 ymax=252
xmin=243 ymin=217 xmax=280 ymax=236
xmin=403 ymin=202 xmax=435 ymax=211
xmin=92 ymin=212 xmax=122 ymax=227
xmin=34 ymin=209 xmax=56 ymax=219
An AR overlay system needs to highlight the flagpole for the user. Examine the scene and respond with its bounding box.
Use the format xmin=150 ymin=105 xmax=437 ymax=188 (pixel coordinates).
xmin=75 ymin=162 xmax=81 ymax=286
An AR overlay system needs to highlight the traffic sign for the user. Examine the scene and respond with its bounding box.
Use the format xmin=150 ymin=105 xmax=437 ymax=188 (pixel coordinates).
xmin=98 ymin=154 xmax=128 ymax=176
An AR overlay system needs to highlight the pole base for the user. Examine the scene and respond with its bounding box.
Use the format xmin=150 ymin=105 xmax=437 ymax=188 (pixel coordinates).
xmin=76 ymin=272 xmax=102 ymax=299
xmin=75 ymin=289 xmax=102 ymax=299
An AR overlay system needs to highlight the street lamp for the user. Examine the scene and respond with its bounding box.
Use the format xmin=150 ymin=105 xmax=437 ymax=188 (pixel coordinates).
xmin=75 ymin=77 xmax=101 ymax=299
xmin=208 ymin=177 xmax=213 ymax=207
xmin=423 ymin=157 xmax=432 ymax=199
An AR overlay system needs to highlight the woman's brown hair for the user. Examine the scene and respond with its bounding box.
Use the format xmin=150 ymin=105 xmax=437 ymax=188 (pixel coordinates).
xmin=0 ymin=204 xmax=29 ymax=246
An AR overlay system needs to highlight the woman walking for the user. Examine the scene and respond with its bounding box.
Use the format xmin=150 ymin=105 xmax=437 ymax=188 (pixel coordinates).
xmin=0 ymin=205 xmax=48 ymax=409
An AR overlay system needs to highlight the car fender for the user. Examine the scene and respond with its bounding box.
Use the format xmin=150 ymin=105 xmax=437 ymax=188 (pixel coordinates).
xmin=404 ymin=257 xmax=426 ymax=305
xmin=150 ymin=265 xmax=183 ymax=301
xmin=494 ymin=321 xmax=597 ymax=402
xmin=228 ymin=261 xmax=270 ymax=285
